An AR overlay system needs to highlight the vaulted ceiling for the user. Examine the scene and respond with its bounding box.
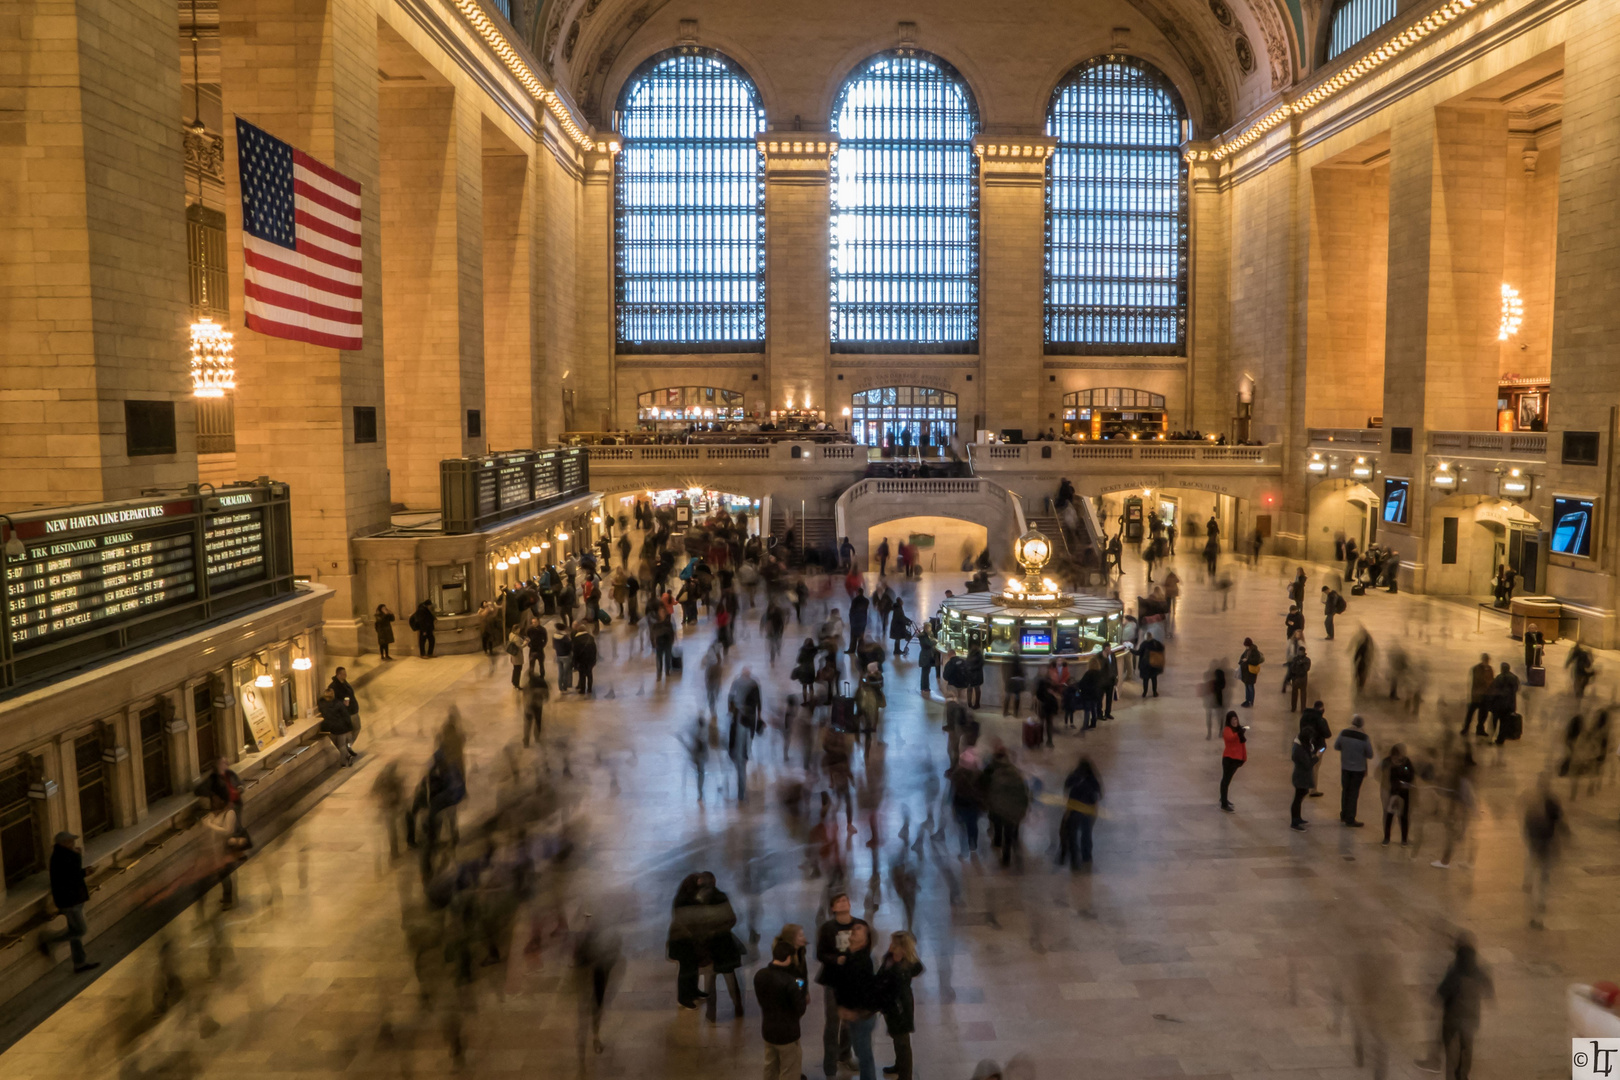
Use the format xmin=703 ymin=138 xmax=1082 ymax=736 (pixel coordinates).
xmin=524 ymin=0 xmax=1314 ymax=136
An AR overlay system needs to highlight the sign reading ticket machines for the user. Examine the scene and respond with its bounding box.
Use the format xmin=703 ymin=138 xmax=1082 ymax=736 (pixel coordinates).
xmin=1574 ymin=1039 xmax=1620 ymax=1078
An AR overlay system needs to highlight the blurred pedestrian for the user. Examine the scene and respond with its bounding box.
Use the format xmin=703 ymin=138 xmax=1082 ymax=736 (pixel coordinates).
xmin=1522 ymin=780 xmax=1568 ymax=929
xmin=1057 ymin=756 xmax=1102 ymax=869
xmin=37 ymin=832 xmax=97 ymax=973
xmin=1378 ymin=744 xmax=1414 ymax=845
xmin=816 ymin=893 xmax=869 ymax=1076
xmin=1436 ymin=933 xmax=1492 ymax=1080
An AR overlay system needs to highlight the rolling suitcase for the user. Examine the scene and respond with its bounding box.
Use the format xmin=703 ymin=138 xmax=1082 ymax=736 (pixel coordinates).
xmin=1350 ymin=583 xmax=1366 ymax=596
xmin=1501 ymin=712 xmax=1523 ymax=740
xmin=1022 ymin=716 xmax=1043 ymax=750
xmin=830 ymin=681 xmax=857 ymax=733
xmin=1526 ymin=665 xmax=1545 ymax=687
xmin=670 ymin=649 xmax=683 ymax=674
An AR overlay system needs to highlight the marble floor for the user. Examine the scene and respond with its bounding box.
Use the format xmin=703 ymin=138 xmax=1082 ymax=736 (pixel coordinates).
xmin=2 ymin=545 xmax=1617 ymax=1080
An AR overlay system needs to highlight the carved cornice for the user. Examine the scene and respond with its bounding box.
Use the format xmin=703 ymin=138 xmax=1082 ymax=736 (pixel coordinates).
xmin=758 ymin=134 xmax=838 ymax=183
xmin=183 ymin=121 xmax=225 ymax=187
xmin=972 ymin=134 xmax=1058 ymax=186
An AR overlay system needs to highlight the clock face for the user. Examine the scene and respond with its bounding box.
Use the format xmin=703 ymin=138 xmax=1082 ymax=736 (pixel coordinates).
xmin=1022 ymin=537 xmax=1049 ymax=565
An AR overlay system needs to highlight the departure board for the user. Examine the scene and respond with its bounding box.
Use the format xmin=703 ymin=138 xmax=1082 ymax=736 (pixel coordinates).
xmin=0 ymin=482 xmax=295 ymax=695
xmin=497 ymin=461 xmax=530 ymax=509
xmin=439 ymin=448 xmax=590 ymax=533
xmin=5 ymin=519 xmax=199 ymax=651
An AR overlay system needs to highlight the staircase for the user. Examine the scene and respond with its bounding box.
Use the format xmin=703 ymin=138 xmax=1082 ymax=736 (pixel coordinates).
xmin=770 ymin=511 xmax=837 ymax=568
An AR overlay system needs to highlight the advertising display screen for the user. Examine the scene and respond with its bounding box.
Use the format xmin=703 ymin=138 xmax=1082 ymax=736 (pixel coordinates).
xmin=1551 ymin=496 xmax=1595 ymax=558
xmin=1383 ymin=477 xmax=1411 ymax=524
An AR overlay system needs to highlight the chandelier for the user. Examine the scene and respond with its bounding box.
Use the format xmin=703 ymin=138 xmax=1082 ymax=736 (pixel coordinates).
xmin=190 ymin=317 xmax=236 ymax=397
xmin=1498 ymin=283 xmax=1523 ymax=341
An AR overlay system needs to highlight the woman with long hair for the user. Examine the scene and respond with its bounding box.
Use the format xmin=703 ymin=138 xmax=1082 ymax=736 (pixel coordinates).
xmin=1219 ymin=711 xmax=1247 ymax=812
xmin=877 ymin=931 xmax=925 ymax=1080
xmin=666 ymin=873 xmax=708 ymax=1009
xmin=374 ymin=603 xmax=395 ymax=660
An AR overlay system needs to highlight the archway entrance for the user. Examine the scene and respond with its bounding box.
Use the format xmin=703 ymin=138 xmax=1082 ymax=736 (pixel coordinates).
xmin=866 ymin=516 xmax=988 ymax=575
xmin=1425 ymin=495 xmax=1541 ymax=597
xmin=1063 ymin=388 xmax=1167 ymax=439
xmin=850 ymin=387 xmax=958 ymax=453
xmin=1096 ymin=487 xmax=1240 ymax=549
xmin=1307 ymin=480 xmax=1378 ymax=564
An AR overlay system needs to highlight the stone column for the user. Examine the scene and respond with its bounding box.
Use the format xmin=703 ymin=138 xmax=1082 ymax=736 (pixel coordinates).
xmin=1544 ymin=7 xmax=1620 ymax=644
xmin=0 ymin=0 xmax=195 ymax=506
xmin=1381 ymin=104 xmax=1509 ymax=588
xmin=57 ymin=734 xmax=82 ymax=840
xmin=483 ymin=132 xmax=538 ymax=450
xmin=379 ymin=81 xmax=486 ymax=506
xmin=1185 ymin=145 xmax=1230 ymax=434
xmin=115 ymin=707 xmax=143 ymax=826
xmin=219 ymin=0 xmax=390 ymax=653
xmin=758 ymin=135 xmax=835 ymax=416
xmin=975 ymin=137 xmax=1056 ymax=435
xmin=573 ymin=148 xmax=616 ymax=431
xmin=182 ymin=680 xmax=204 ymax=785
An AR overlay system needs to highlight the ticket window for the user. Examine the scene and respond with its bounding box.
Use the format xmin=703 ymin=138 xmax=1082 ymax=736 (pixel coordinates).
xmin=429 ymin=563 xmax=470 ymax=615
xmin=75 ymin=732 xmax=113 ymax=841
xmin=193 ymin=684 xmax=219 ymax=773
xmin=0 ymin=761 xmax=43 ymax=885
xmin=138 ymin=704 xmax=173 ymax=803
xmin=989 ymin=620 xmax=1017 ymax=655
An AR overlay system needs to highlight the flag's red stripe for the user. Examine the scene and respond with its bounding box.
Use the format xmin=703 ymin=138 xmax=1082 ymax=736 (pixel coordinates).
xmin=292 ymin=237 xmax=362 ymax=274
xmin=295 ymin=208 xmax=361 ymax=248
xmin=292 ymin=149 xmax=361 ymax=195
xmin=245 ymin=280 xmax=363 ymax=324
xmin=294 ymin=178 xmax=361 ymax=221
xmin=246 ymin=311 xmax=361 ymax=351
xmin=245 ymin=247 xmax=363 ymax=299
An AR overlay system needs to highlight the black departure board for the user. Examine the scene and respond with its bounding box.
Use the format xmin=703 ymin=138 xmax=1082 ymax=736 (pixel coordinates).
xmin=439 ymin=448 xmax=590 ymax=533
xmin=0 ymin=481 xmax=295 ymax=696
xmin=6 ymin=519 xmax=198 ymax=650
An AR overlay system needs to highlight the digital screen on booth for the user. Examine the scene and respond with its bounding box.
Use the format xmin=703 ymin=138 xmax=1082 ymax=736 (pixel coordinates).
xmin=1551 ymin=496 xmax=1595 ymax=558
xmin=1382 ymin=478 xmax=1410 ymax=524
xmin=1020 ymin=628 xmax=1052 ymax=653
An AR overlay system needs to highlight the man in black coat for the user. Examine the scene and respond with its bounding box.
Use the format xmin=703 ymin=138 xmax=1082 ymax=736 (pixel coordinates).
xmin=846 ymin=589 xmax=869 ymax=655
xmin=329 ymin=666 xmax=360 ymax=754
xmin=755 ymin=938 xmax=809 ymax=1080
xmin=38 ymin=831 xmax=97 ymax=972
xmin=815 ymin=893 xmax=869 ymax=1076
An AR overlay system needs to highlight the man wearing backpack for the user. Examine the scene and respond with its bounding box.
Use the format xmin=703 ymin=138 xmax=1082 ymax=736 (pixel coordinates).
xmin=1238 ymin=638 xmax=1264 ymax=707
xmin=1321 ymin=585 xmax=1345 ymax=641
xmin=409 ymin=600 xmax=436 ymax=658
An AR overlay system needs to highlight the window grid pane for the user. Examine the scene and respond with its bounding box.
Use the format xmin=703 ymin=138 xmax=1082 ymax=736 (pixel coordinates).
xmin=831 ymin=52 xmax=979 ymax=354
xmin=1045 ymin=57 xmax=1188 ymax=356
xmin=615 ymin=49 xmax=765 ymax=352
xmin=1328 ymin=0 xmax=1398 ymax=60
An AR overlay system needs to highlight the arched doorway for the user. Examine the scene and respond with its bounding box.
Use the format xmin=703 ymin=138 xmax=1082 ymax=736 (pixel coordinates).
xmin=636 ymin=386 xmax=746 ymax=430
xmin=850 ymin=387 xmax=958 ymax=451
xmin=866 ymin=515 xmax=988 ymax=574
xmin=1307 ymin=480 xmax=1378 ymax=564
xmin=1426 ymin=495 xmax=1542 ymax=598
xmin=1062 ymin=388 xmax=1167 ymax=439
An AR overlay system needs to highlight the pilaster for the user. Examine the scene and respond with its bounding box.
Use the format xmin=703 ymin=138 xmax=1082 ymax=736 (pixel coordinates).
xmin=759 ymin=135 xmax=836 ymax=414
xmin=975 ymin=136 xmax=1056 ymax=436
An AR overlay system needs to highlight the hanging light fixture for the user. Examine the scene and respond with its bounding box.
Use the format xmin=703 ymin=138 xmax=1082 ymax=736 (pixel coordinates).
xmin=186 ymin=0 xmax=235 ymax=399
xmin=254 ymin=673 xmax=274 ymax=688
xmin=1498 ymin=283 xmax=1523 ymax=341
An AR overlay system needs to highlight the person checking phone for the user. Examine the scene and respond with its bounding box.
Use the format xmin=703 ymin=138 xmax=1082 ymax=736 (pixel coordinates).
xmin=756 ymin=937 xmax=811 ymax=1080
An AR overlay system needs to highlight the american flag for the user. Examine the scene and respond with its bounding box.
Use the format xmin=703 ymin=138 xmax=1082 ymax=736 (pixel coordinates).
xmin=236 ymin=118 xmax=364 ymax=351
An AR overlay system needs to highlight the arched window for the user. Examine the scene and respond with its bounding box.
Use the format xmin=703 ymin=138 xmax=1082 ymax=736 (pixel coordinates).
xmin=831 ymin=51 xmax=979 ymax=353
xmin=1046 ymin=56 xmax=1188 ymax=355
xmin=636 ymin=386 xmax=746 ymax=428
xmin=849 ymin=386 xmax=959 ymax=447
xmin=615 ymin=49 xmax=765 ymax=352
xmin=1062 ymin=387 xmax=1168 ymax=438
xmin=1327 ymin=0 xmax=1397 ymax=59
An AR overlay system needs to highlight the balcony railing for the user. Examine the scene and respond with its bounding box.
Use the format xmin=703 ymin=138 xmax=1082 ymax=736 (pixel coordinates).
xmin=584 ymin=443 xmax=864 ymax=466
xmin=1429 ymin=430 xmax=1547 ymax=458
xmin=968 ymin=443 xmax=1279 ymax=468
xmin=1307 ymin=428 xmax=1382 ymax=448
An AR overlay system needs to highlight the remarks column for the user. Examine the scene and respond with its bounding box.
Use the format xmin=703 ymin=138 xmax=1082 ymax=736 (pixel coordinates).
xmin=975 ymin=137 xmax=1056 ymax=435
xmin=759 ymin=135 xmax=834 ymax=416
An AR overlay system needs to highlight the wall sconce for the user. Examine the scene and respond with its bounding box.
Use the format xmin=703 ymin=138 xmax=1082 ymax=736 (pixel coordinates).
xmin=254 ymin=673 xmax=275 ymax=688
xmin=557 ymin=532 xmax=569 ymax=541
xmin=530 ymin=545 xmax=541 ymax=555
xmin=541 ymin=541 xmax=551 ymax=550
xmin=1351 ymin=457 xmax=1371 ymax=479
xmin=291 ymin=657 xmax=312 ymax=671
xmin=496 ymin=559 xmax=509 ymax=570
xmin=1307 ymin=453 xmax=1327 ymax=474
xmin=1433 ymin=462 xmax=1455 ymax=487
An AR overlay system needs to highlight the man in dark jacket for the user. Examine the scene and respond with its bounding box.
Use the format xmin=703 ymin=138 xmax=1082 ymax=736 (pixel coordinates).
xmin=38 ymin=832 xmax=97 ymax=972
xmin=1289 ymin=735 xmax=1317 ymax=831
xmin=411 ymin=600 xmax=436 ymax=657
xmin=329 ymin=666 xmax=360 ymax=753
xmin=1436 ymin=933 xmax=1492 ymax=1079
xmin=755 ymin=938 xmax=810 ymax=1080
xmin=1298 ymin=701 xmax=1331 ymax=795
xmin=316 ymin=687 xmax=355 ymax=766
xmin=846 ymin=589 xmax=869 ymax=656
xmin=1487 ymin=662 xmax=1521 ymax=744
xmin=1333 ymin=714 xmax=1375 ymax=826
xmin=815 ymin=893 xmax=868 ymax=1077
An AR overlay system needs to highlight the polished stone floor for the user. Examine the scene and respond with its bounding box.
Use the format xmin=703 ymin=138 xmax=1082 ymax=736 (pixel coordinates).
xmin=3 ymin=544 xmax=1617 ymax=1080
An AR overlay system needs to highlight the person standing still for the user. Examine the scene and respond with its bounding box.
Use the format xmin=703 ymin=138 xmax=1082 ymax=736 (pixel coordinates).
xmin=816 ymin=893 xmax=868 ymax=1078
xmin=1333 ymin=715 xmax=1374 ymax=826
xmin=411 ymin=599 xmax=437 ymax=657
xmin=37 ymin=832 xmax=97 ymax=973
xmin=1238 ymin=639 xmax=1263 ymax=707
xmin=1321 ymin=585 xmax=1342 ymax=640
xmin=1289 ymin=732 xmax=1317 ymax=831
xmin=1462 ymin=654 xmax=1493 ymax=736
xmin=1219 ymin=712 xmax=1247 ymax=811
xmin=756 ymin=939 xmax=810 ymax=1080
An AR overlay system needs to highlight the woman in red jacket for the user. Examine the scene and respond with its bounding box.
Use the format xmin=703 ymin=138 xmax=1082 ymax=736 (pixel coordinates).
xmin=1220 ymin=710 xmax=1248 ymax=812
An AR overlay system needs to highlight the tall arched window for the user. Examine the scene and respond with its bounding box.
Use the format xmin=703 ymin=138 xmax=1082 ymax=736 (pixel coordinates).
xmin=1046 ymin=56 xmax=1188 ymax=355
xmin=831 ymin=51 xmax=978 ymax=353
xmin=615 ymin=49 xmax=765 ymax=352
xmin=1326 ymin=0 xmax=1397 ymax=59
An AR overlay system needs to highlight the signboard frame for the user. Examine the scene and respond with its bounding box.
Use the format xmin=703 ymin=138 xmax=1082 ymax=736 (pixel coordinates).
xmin=0 ymin=481 xmax=295 ymax=695
xmin=440 ymin=447 xmax=591 ymax=534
